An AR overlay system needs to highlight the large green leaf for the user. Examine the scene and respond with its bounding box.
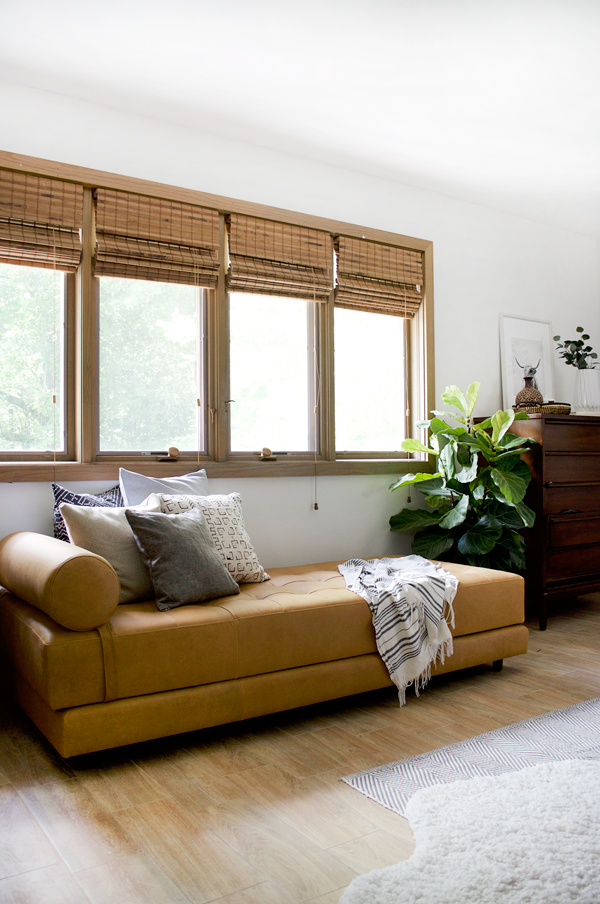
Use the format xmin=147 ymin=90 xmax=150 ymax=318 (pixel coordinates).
xmin=429 ymin=417 xmax=450 ymax=435
xmin=491 ymin=409 xmax=515 ymax=446
xmin=417 ymin=480 xmax=456 ymax=507
xmin=401 ymin=438 xmax=433 ymax=455
xmin=389 ymin=508 xmax=442 ymax=532
xmin=439 ymin=493 xmax=469 ymax=529
xmin=439 ymin=426 xmax=468 ymax=438
xmin=459 ymin=433 xmax=482 ymax=447
xmin=489 ymin=448 xmax=531 ymax=463
xmin=515 ymin=501 xmax=536 ymax=528
xmin=411 ymin=526 xmax=456 ymax=559
xmin=493 ymin=457 xmax=531 ymax=479
xmin=389 ymin=471 xmax=442 ymax=492
xmin=466 ymin=540 xmax=525 ymax=571
xmin=497 ymin=433 xmax=532 ymax=450
xmin=465 ymin=382 xmax=480 ymax=417
xmin=442 ymin=385 xmax=468 ymax=413
xmin=431 ymin=409 xmax=467 ymax=424
xmin=457 ymin=515 xmax=503 ymax=555
xmin=467 ymin=431 xmax=494 ymax=455
xmin=486 ymin=504 xmax=523 ymax=530
xmin=431 ymin=430 xmax=452 ymax=455
xmin=490 ymin=467 xmax=528 ymax=505
xmin=454 ymin=450 xmax=478 ymax=483
xmin=494 ymin=529 xmax=527 ymax=572
xmin=439 ymin=442 xmax=456 ymax=479
xmin=417 ymin=477 xmax=448 ymax=497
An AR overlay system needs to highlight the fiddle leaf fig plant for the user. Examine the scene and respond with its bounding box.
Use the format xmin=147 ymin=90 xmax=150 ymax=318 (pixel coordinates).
xmin=389 ymin=382 xmax=536 ymax=572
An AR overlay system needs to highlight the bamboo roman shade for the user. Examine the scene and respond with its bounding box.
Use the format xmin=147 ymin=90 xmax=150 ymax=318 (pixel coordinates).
xmin=335 ymin=236 xmax=423 ymax=317
xmin=95 ymin=189 xmax=220 ymax=286
xmin=227 ymin=214 xmax=333 ymax=300
xmin=0 ymin=170 xmax=84 ymax=271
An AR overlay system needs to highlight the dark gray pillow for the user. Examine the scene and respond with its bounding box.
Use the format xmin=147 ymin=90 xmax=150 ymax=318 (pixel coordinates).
xmin=125 ymin=507 xmax=239 ymax=611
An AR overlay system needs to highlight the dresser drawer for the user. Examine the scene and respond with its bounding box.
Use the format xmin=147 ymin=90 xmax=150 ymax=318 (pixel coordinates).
xmin=543 ymin=421 xmax=600 ymax=452
xmin=545 ymin=453 xmax=600 ymax=484
xmin=543 ymin=484 xmax=600 ymax=514
xmin=546 ymin=545 xmax=600 ymax=580
xmin=547 ymin=513 xmax=600 ymax=548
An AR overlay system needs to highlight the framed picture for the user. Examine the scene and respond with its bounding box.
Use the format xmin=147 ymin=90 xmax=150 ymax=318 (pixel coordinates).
xmin=499 ymin=314 xmax=555 ymax=408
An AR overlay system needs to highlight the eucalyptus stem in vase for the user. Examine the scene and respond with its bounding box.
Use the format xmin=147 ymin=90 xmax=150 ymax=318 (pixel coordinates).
xmin=553 ymin=327 xmax=598 ymax=369
xmin=554 ymin=326 xmax=600 ymax=411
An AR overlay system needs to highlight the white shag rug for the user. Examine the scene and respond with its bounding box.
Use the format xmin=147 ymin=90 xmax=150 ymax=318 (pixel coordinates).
xmin=339 ymin=759 xmax=600 ymax=904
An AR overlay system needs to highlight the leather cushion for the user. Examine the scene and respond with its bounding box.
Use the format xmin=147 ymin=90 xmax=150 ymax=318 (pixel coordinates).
xmin=0 ymin=558 xmax=524 ymax=711
xmin=0 ymin=531 xmax=120 ymax=631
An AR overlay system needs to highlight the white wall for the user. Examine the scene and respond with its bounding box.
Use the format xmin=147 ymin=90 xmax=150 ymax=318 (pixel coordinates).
xmin=1 ymin=81 xmax=599 ymax=564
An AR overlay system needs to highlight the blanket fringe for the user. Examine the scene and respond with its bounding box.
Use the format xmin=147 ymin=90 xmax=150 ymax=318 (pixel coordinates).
xmin=394 ymin=635 xmax=454 ymax=706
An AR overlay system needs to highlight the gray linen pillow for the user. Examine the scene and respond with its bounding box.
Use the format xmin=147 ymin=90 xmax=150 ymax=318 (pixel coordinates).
xmin=60 ymin=497 xmax=161 ymax=604
xmin=125 ymin=507 xmax=239 ymax=611
xmin=119 ymin=468 xmax=209 ymax=507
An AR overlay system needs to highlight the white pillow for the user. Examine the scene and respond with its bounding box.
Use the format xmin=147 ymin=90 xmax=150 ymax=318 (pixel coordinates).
xmin=155 ymin=492 xmax=270 ymax=584
xmin=60 ymin=497 xmax=161 ymax=603
xmin=119 ymin=468 xmax=209 ymax=507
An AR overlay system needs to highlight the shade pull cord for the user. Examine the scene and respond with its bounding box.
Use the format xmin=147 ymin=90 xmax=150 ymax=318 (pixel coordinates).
xmin=403 ymin=263 xmax=411 ymax=503
xmin=313 ymin=273 xmax=320 ymax=510
xmin=194 ymin=252 xmax=201 ymax=469
xmin=52 ymin=226 xmax=57 ymax=480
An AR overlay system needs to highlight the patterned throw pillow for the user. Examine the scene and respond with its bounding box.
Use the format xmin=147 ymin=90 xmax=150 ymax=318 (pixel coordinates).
xmin=156 ymin=492 xmax=270 ymax=583
xmin=52 ymin=483 xmax=124 ymax=543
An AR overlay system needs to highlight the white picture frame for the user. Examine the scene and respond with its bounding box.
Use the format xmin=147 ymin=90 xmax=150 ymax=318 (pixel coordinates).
xmin=499 ymin=314 xmax=555 ymax=409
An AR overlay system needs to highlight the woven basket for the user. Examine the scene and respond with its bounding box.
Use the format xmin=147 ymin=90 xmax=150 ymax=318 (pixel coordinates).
xmin=541 ymin=403 xmax=571 ymax=415
xmin=514 ymin=402 xmax=542 ymax=414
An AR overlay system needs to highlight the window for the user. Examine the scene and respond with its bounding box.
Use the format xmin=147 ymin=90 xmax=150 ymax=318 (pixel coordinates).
xmin=0 ymin=263 xmax=67 ymax=456
xmin=98 ymin=277 xmax=204 ymax=454
xmin=229 ymin=293 xmax=316 ymax=452
xmin=334 ymin=307 xmax=407 ymax=454
xmin=0 ymin=155 xmax=433 ymax=479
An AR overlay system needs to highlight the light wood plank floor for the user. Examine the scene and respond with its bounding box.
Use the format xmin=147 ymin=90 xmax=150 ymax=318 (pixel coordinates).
xmin=2 ymin=596 xmax=600 ymax=904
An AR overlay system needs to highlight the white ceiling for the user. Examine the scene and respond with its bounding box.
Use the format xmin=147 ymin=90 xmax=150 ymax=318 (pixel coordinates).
xmin=2 ymin=0 xmax=600 ymax=237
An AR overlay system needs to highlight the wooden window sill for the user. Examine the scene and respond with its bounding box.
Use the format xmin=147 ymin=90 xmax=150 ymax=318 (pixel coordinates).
xmin=0 ymin=458 xmax=431 ymax=482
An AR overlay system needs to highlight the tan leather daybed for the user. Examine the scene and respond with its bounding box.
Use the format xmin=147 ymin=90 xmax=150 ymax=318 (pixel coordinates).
xmin=0 ymin=532 xmax=528 ymax=758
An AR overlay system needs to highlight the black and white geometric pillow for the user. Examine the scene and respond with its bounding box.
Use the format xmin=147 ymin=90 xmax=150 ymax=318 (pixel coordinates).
xmin=157 ymin=492 xmax=270 ymax=583
xmin=52 ymin=483 xmax=124 ymax=543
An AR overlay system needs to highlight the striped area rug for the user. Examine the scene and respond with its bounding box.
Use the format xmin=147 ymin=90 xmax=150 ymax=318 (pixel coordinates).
xmin=342 ymin=696 xmax=600 ymax=816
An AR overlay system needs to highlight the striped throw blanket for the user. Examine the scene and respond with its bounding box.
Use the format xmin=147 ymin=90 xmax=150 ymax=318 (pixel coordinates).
xmin=338 ymin=555 xmax=458 ymax=705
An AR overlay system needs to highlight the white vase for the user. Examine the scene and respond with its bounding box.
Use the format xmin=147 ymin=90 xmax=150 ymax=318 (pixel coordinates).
xmin=573 ymin=368 xmax=600 ymax=412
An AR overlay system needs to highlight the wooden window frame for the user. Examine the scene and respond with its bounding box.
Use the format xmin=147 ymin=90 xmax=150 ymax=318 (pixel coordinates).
xmin=226 ymin=293 xmax=321 ymax=460
xmin=0 ymin=150 xmax=435 ymax=482
xmin=94 ymin=281 xmax=209 ymax=460
xmin=0 ymin=269 xmax=76 ymax=463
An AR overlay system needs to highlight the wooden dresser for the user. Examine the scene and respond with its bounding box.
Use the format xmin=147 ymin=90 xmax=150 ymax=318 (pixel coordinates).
xmin=511 ymin=414 xmax=600 ymax=630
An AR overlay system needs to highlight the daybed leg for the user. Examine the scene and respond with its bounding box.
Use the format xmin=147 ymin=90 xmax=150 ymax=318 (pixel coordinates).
xmin=538 ymin=600 xmax=548 ymax=631
xmin=492 ymin=659 xmax=503 ymax=672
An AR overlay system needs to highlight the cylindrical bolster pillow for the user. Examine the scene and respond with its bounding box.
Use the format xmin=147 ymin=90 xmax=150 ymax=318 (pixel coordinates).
xmin=0 ymin=531 xmax=120 ymax=631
